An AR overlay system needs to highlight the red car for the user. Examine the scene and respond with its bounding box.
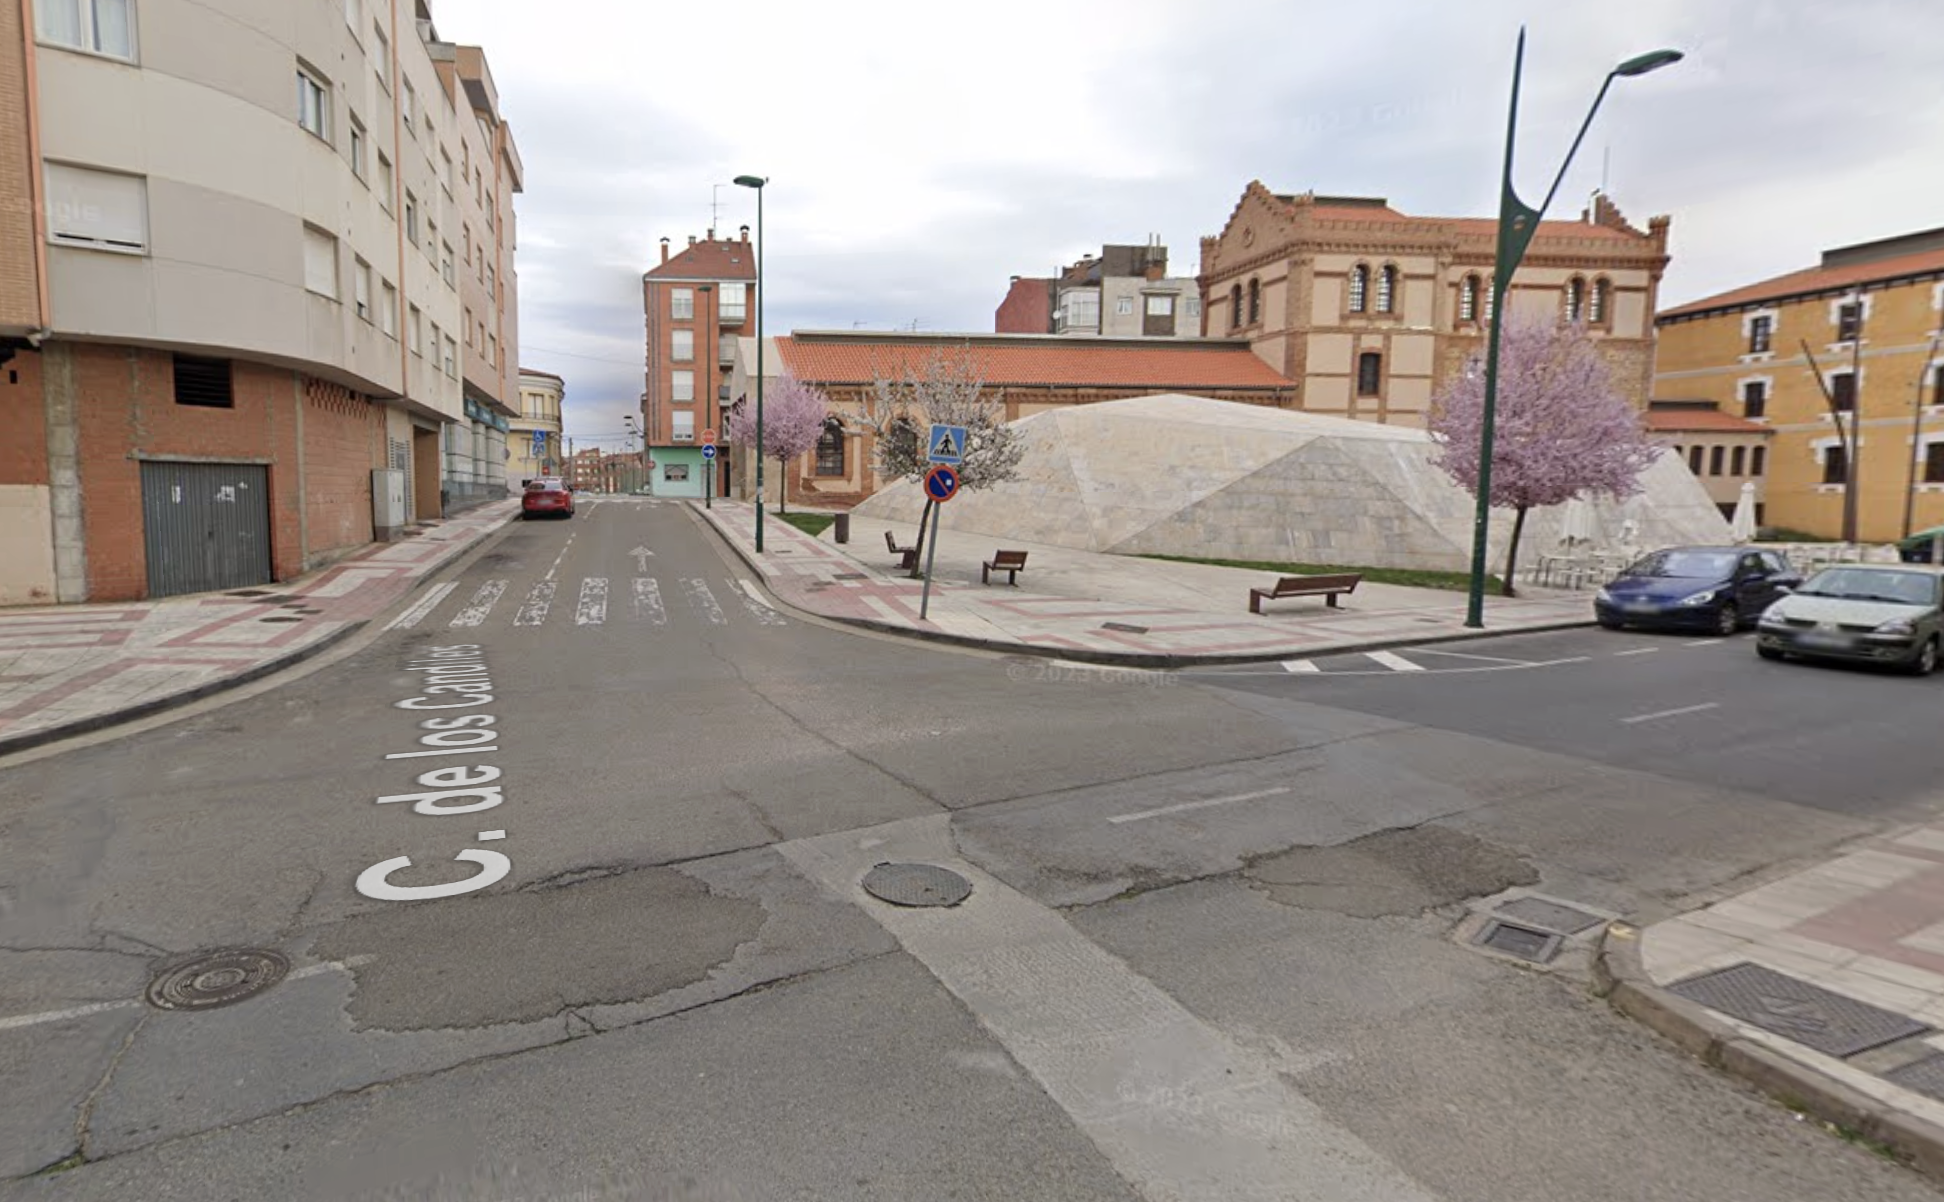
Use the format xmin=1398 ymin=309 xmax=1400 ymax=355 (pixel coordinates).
xmin=521 ymin=477 xmax=574 ymax=520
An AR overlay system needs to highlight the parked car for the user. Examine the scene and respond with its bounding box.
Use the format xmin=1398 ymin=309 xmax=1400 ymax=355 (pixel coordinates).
xmin=1756 ymin=564 xmax=1944 ymax=675
xmin=521 ymin=477 xmax=574 ymax=520
xmin=1594 ymin=546 xmax=1801 ymax=636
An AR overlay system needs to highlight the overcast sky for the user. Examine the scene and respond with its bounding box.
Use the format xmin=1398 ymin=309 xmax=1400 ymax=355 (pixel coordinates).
xmin=429 ymin=0 xmax=1944 ymax=449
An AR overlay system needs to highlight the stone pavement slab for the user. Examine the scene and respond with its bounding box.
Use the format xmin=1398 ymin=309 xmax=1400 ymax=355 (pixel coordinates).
xmin=0 ymin=501 xmax=518 ymax=754
xmin=695 ymin=500 xmax=1594 ymax=666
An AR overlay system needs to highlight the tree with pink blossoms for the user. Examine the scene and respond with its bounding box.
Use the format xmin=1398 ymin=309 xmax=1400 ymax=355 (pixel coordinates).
xmin=1429 ymin=316 xmax=1661 ymax=596
xmin=723 ymin=374 xmax=831 ymax=514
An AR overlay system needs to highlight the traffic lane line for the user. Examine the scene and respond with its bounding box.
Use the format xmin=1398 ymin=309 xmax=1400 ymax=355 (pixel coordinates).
xmin=1107 ymin=786 xmax=1293 ymax=825
xmin=0 ymin=957 xmax=377 ymax=1032
xmin=386 ymin=581 xmax=458 ymax=631
xmin=1613 ymin=647 xmax=1659 ymax=657
xmin=1410 ymin=647 xmax=1541 ymax=665
xmin=1181 ymin=655 xmax=1592 ymax=679
xmin=1620 ymin=701 xmax=1720 ymax=725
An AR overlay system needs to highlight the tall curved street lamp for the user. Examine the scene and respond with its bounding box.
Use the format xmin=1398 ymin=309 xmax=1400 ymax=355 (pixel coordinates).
xmin=1462 ymin=32 xmax=1682 ymax=629
xmin=733 ymin=174 xmax=768 ymax=551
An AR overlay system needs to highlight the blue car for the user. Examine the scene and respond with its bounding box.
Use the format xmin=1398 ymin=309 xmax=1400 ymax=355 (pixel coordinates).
xmin=1594 ymin=546 xmax=1802 ymax=636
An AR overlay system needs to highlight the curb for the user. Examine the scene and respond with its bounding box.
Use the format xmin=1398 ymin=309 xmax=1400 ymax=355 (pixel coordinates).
xmin=0 ymin=511 xmax=514 ymax=758
xmin=694 ymin=504 xmax=1595 ymax=668
xmin=1593 ymin=922 xmax=1944 ymax=1181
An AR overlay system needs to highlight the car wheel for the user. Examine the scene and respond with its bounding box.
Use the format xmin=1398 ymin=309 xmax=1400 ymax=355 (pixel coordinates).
xmin=1756 ymin=644 xmax=1784 ymax=661
xmin=1905 ymin=638 xmax=1939 ymax=677
xmin=1713 ymin=603 xmax=1739 ymax=636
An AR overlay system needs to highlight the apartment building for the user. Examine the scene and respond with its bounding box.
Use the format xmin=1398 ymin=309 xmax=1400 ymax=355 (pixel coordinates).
xmin=1197 ymin=182 xmax=1671 ymax=427
xmin=0 ymin=0 xmax=520 ymax=605
xmin=1655 ymin=226 xmax=1944 ymax=543
xmin=641 ymin=228 xmax=755 ymax=498
xmin=509 ymin=368 xmax=563 ymax=482
xmin=996 ymin=240 xmax=1203 ymax=339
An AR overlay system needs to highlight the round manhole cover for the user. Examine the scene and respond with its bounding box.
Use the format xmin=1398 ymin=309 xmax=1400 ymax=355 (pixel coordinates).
xmin=145 ymin=949 xmax=290 ymax=1011
xmin=861 ymin=863 xmax=972 ymax=908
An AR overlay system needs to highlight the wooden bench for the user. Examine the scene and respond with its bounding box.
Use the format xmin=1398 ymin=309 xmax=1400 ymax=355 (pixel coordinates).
xmin=885 ymin=529 xmax=918 ymax=571
xmin=982 ymin=550 xmax=1028 ymax=585
xmin=1248 ymin=573 xmax=1362 ymax=613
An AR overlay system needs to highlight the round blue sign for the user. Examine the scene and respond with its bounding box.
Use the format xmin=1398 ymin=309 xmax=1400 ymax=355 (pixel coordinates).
xmin=924 ymin=465 xmax=959 ymax=502
xmin=701 ymin=444 xmax=717 ymax=460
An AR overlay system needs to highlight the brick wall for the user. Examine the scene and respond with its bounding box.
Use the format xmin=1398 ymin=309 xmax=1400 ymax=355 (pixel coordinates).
xmin=0 ymin=350 xmax=47 ymax=484
xmin=0 ymin=2 xmax=43 ymax=328
xmin=302 ymin=377 xmax=384 ymax=562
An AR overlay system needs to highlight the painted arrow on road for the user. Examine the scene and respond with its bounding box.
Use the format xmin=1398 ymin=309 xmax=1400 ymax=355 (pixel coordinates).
xmin=631 ymin=546 xmax=655 ymax=572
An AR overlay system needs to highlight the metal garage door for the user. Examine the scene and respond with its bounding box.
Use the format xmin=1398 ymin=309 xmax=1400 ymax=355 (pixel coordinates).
xmin=140 ymin=462 xmax=273 ymax=597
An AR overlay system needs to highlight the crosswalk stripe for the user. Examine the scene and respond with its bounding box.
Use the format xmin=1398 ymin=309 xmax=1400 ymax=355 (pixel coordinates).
xmin=449 ymin=580 xmax=507 ymax=627
xmin=632 ymin=578 xmax=666 ymax=625
xmin=388 ymin=581 xmax=456 ymax=630
xmin=682 ymin=579 xmax=727 ymax=625
xmin=730 ymin=578 xmax=787 ymax=626
xmin=1280 ymin=659 xmax=1320 ymax=673
xmin=1366 ymin=650 xmax=1424 ymax=672
xmin=514 ymin=581 xmax=556 ymax=626
xmin=575 ymin=578 xmax=609 ymax=625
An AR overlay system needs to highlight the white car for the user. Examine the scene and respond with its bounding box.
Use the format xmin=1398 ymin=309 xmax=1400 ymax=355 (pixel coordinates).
xmin=1755 ymin=564 xmax=1944 ymax=675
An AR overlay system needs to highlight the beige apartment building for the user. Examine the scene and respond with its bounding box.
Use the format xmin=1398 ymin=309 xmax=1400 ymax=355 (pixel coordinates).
xmin=0 ymin=0 xmax=520 ymax=604
xmin=1197 ymin=182 xmax=1672 ymax=426
xmin=509 ymin=367 xmax=563 ymax=482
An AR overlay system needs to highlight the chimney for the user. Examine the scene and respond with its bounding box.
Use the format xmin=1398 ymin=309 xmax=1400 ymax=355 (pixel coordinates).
xmin=740 ymin=224 xmax=750 ymax=242
xmin=706 ymin=228 xmax=715 ymax=241
xmin=660 ymin=237 xmax=670 ymax=264
xmin=688 ymin=235 xmax=697 ymax=247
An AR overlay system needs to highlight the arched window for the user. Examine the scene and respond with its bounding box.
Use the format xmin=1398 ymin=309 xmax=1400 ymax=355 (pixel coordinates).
xmin=815 ymin=417 xmax=846 ymax=476
xmin=1229 ymin=284 xmax=1242 ymax=330
xmin=1247 ymin=278 xmax=1260 ymax=324
xmin=1458 ymin=275 xmax=1479 ymax=323
xmin=1483 ymin=277 xmax=1497 ymax=323
xmin=1348 ymin=265 xmax=1368 ymax=313
xmin=1566 ymin=277 xmax=1586 ymax=323
xmin=1590 ymin=277 xmax=1611 ymax=324
xmin=1377 ymin=265 xmax=1398 ymax=313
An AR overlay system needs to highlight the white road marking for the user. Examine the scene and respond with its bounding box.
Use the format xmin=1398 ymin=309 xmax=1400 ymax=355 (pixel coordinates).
xmin=0 ymin=999 xmax=136 ymax=1031
xmin=682 ymin=579 xmax=727 ymax=625
xmin=630 ymin=546 xmax=655 ymax=572
xmin=1685 ymin=638 xmax=1726 ymax=647
xmin=575 ymin=578 xmax=609 ymax=626
xmin=1366 ymin=650 xmax=1424 ymax=672
xmin=1411 ymin=647 xmax=1535 ymax=665
xmin=632 ymin=578 xmax=666 ymax=625
xmin=731 ymin=578 xmax=788 ymax=626
xmin=1195 ymin=653 xmax=1597 ymax=679
xmin=1613 ymin=647 xmax=1659 ymax=657
xmin=544 ymin=535 xmax=575 ymax=582
xmin=1280 ymin=659 xmax=1320 ymax=673
xmin=1107 ymin=786 xmax=1292 ymax=825
xmin=386 ymin=581 xmax=457 ymax=630
xmin=1621 ymin=701 xmax=1719 ymax=725
xmin=514 ymin=581 xmax=557 ymax=626
xmin=448 ymin=580 xmax=507 ymax=627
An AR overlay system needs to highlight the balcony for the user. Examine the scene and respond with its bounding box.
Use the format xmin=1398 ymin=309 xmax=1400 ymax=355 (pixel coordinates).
xmin=718 ymin=340 xmax=736 ymax=367
xmin=719 ymin=303 xmax=747 ymax=326
xmin=719 ymin=384 xmax=732 ymax=402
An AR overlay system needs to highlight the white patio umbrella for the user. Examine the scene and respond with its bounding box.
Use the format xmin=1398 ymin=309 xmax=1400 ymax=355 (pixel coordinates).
xmin=1729 ymin=481 xmax=1758 ymax=544
xmin=1558 ymin=495 xmax=1601 ymax=550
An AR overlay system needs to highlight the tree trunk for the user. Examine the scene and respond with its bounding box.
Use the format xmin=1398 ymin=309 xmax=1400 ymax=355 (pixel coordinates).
xmin=775 ymin=455 xmax=788 ymax=514
xmin=909 ymin=497 xmax=933 ymax=579
xmin=1499 ymin=504 xmax=1529 ymax=598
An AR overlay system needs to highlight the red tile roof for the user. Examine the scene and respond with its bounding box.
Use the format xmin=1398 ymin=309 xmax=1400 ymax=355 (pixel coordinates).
xmin=1645 ymin=407 xmax=1768 ymax=434
xmin=775 ymin=335 xmax=1294 ymax=390
xmin=1660 ymin=245 xmax=1944 ymax=318
xmin=645 ymin=238 xmax=758 ymax=281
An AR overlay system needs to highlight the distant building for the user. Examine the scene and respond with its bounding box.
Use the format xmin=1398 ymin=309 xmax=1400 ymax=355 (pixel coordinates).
xmin=1656 ymin=226 xmax=1944 ymax=543
xmin=510 ymin=369 xmax=564 ymax=483
xmin=642 ymin=229 xmax=755 ymax=499
xmin=1198 ymin=183 xmax=1671 ymax=427
xmin=1644 ymin=401 xmax=1770 ymax=523
xmin=996 ymin=240 xmax=1203 ymax=339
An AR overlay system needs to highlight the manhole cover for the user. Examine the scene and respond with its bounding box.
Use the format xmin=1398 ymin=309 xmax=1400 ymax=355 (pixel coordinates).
xmin=1495 ymin=897 xmax=1604 ymax=935
xmin=145 ymin=949 xmax=290 ymax=1011
xmin=1886 ymin=1053 xmax=1944 ymax=1101
xmin=1101 ymin=622 xmax=1150 ymax=634
xmin=1474 ymin=920 xmax=1562 ymax=963
xmin=1669 ymin=962 xmax=1930 ymax=1057
xmin=861 ymin=863 xmax=972 ymax=908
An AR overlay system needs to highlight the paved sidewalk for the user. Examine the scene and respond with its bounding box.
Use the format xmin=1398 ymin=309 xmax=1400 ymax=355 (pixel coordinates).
xmin=1599 ymin=817 xmax=1944 ymax=1179
xmin=0 ymin=500 xmax=518 ymax=754
xmin=695 ymin=500 xmax=1594 ymax=666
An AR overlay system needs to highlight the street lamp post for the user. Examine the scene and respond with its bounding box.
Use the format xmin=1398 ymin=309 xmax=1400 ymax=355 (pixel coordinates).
xmin=733 ymin=174 xmax=768 ymax=552
xmin=1462 ymin=31 xmax=1682 ymax=629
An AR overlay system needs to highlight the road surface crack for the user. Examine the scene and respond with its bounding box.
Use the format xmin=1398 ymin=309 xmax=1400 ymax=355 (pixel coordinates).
xmin=72 ymin=1010 xmax=148 ymax=1164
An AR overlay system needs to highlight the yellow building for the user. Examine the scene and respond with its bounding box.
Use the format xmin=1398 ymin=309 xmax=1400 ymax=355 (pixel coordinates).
xmin=510 ymin=368 xmax=565 ymax=484
xmin=1655 ymin=229 xmax=1944 ymax=543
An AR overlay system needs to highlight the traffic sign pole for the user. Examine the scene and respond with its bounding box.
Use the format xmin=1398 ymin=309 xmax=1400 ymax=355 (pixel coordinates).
xmin=917 ymin=465 xmax=959 ymax=620
xmin=918 ymin=497 xmax=944 ymax=620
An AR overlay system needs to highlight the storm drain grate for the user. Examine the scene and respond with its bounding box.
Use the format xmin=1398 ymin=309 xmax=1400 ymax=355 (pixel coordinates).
xmin=146 ymin=949 xmax=289 ymax=1011
xmin=1886 ymin=1053 xmax=1944 ymax=1101
xmin=834 ymin=573 xmax=867 ymax=580
xmin=260 ymin=616 xmax=304 ymax=623
xmin=226 ymin=589 xmax=272 ymax=597
xmin=1474 ymin=920 xmax=1562 ymax=963
xmin=1495 ymin=897 xmax=1604 ymax=935
xmin=861 ymin=863 xmax=972 ymax=908
xmin=1669 ymin=962 xmax=1930 ymax=1057
xmin=1101 ymin=622 xmax=1150 ymax=634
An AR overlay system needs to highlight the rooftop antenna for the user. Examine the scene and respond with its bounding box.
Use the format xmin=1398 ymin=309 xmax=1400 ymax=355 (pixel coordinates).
xmin=711 ymin=183 xmax=724 ymax=232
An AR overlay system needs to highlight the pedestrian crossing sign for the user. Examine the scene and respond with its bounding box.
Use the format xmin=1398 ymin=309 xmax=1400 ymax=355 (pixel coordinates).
xmin=927 ymin=424 xmax=967 ymax=465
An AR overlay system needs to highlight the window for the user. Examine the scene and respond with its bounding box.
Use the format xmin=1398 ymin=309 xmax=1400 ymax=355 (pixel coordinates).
xmin=349 ymin=117 xmax=367 ymax=179
xmin=1823 ymin=444 xmax=1848 ymax=485
xmin=1837 ymin=301 xmax=1862 ymax=342
xmin=344 ymin=0 xmax=361 ymax=31
xmin=428 ymin=319 xmax=440 ymax=361
xmin=1926 ymin=443 xmax=1944 ymax=485
xmin=404 ymin=191 xmax=418 ymax=245
xmin=1831 ymin=372 xmax=1856 ymax=412
xmin=173 ymin=355 xmax=232 ymax=408
xmin=1483 ymin=277 xmax=1496 ymax=323
xmin=1247 ymin=279 xmax=1260 ymax=324
xmin=1935 ymin=364 xmax=1944 ymax=408
xmin=409 ymin=305 xmax=423 ymax=355
xmin=1590 ymin=278 xmax=1610 ymax=324
xmin=815 ymin=419 xmax=845 ymax=476
xmin=302 ymin=227 xmax=338 ymax=298
xmin=488 ymin=334 xmax=497 ymax=368
xmin=462 ymin=307 xmax=473 ymax=346
xmin=486 ymin=265 xmax=495 ymax=300
xmin=1748 ymin=315 xmax=1772 ymax=354
xmin=1356 ymin=352 xmax=1382 ymax=397
xmin=672 ymin=411 xmax=695 ymax=442
xmin=1566 ymin=277 xmax=1585 ymax=323
xmin=441 ymin=148 xmax=454 ymax=196
xmin=1115 ymin=296 xmax=1135 ymax=316
xmin=297 ymin=68 xmax=330 ymax=140
xmin=380 ymin=280 xmax=397 ymax=336
xmin=1185 ymin=297 xmax=1201 ymax=318
xmin=664 ymin=463 xmax=691 ymax=481
xmin=1377 ymin=265 xmax=1397 ymax=314
xmin=1228 ymin=284 xmax=1242 ymax=329
xmin=1730 ymin=446 xmax=1746 ymax=476
xmin=425 ymin=219 xmax=437 ymax=263
xmin=1348 ymin=265 xmax=1368 ymax=313
xmin=353 ymin=258 xmax=371 ymax=320
xmin=720 ymin=283 xmax=746 ymax=323
xmin=376 ymin=152 xmax=393 ymax=211
xmin=443 ymin=335 xmax=457 ymax=378
xmin=671 ymin=330 xmax=694 ymax=361
xmin=373 ymin=24 xmax=390 ymax=90
xmin=441 ymin=241 xmax=455 ymax=287
xmin=1459 ymin=275 xmax=1478 ymax=322
xmin=1751 ymin=446 xmax=1766 ymax=477
xmin=1709 ymin=446 xmax=1726 ymax=476
xmin=44 ymin=164 xmax=147 ymax=253
xmin=672 ymin=370 xmax=694 ymax=402
xmin=36 ymin=0 xmax=134 ymax=59
xmin=1688 ymin=446 xmax=1705 ymax=475
xmin=671 ymin=288 xmax=694 ymax=319
xmin=1741 ymin=380 xmax=1767 ymax=419
xmin=1062 ymin=291 xmax=1099 ymax=330
xmin=401 ymin=81 xmax=417 ymax=136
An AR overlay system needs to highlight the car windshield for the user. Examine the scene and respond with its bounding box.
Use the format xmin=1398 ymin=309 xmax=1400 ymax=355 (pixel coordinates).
xmin=1623 ymin=550 xmax=1737 ymax=579
xmin=1795 ymin=568 xmax=1940 ymax=606
xmin=528 ymin=479 xmax=563 ymax=491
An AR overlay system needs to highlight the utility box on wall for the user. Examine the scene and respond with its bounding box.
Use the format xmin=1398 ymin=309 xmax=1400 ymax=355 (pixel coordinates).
xmin=372 ymin=469 xmax=407 ymax=541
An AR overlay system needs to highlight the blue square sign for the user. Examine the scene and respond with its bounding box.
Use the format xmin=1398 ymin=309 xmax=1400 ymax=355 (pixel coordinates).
xmin=927 ymin=424 xmax=967 ymax=465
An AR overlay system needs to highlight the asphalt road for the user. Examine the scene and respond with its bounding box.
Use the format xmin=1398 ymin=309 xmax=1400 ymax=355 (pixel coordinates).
xmin=2 ymin=498 xmax=1938 ymax=1201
